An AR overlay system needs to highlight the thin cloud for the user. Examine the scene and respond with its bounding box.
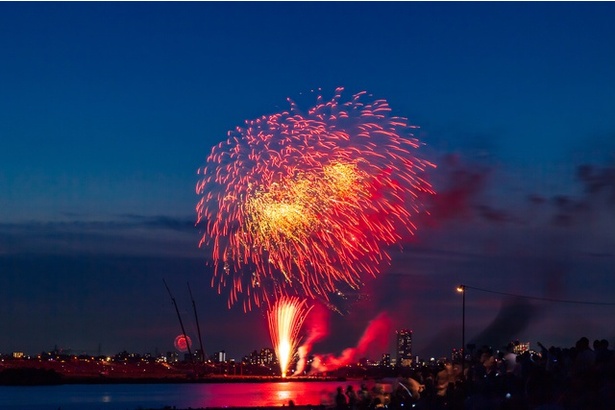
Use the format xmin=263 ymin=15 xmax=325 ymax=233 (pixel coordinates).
xmin=117 ymin=214 xmax=196 ymax=231
xmin=0 ymin=214 xmax=195 ymax=233
xmin=0 ymin=214 xmax=199 ymax=256
xmin=577 ymin=163 xmax=615 ymax=205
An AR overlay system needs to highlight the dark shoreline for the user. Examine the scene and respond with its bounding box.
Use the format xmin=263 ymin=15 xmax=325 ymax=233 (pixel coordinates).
xmin=140 ymin=407 xmax=324 ymax=410
xmin=141 ymin=407 xmax=324 ymax=410
xmin=63 ymin=376 xmax=347 ymax=385
xmin=0 ymin=367 xmax=347 ymax=386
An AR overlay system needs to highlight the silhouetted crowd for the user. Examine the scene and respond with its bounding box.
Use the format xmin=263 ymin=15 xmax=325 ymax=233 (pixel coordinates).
xmin=331 ymin=336 xmax=615 ymax=410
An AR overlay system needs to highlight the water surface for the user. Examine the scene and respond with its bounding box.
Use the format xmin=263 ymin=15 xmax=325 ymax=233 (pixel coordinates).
xmin=0 ymin=381 xmax=358 ymax=410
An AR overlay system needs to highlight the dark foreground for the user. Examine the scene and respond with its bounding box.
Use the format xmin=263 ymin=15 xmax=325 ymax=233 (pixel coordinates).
xmin=146 ymin=339 xmax=615 ymax=410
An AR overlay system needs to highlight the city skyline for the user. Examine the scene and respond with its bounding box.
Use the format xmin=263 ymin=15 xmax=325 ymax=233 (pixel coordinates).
xmin=1 ymin=2 xmax=614 ymax=360
xmin=3 ymin=327 xmax=531 ymax=367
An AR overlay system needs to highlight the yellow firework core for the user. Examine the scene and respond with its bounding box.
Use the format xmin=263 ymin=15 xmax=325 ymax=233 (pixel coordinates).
xmin=248 ymin=181 xmax=316 ymax=243
xmin=245 ymin=161 xmax=364 ymax=246
xmin=323 ymin=162 xmax=362 ymax=199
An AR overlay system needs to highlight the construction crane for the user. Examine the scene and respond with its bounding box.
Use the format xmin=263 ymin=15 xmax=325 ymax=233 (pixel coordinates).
xmin=188 ymin=282 xmax=206 ymax=363
xmin=163 ymin=278 xmax=194 ymax=363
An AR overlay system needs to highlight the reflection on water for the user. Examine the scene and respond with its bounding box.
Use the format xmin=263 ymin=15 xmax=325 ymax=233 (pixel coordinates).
xmin=275 ymin=385 xmax=292 ymax=402
xmin=0 ymin=381 xmax=362 ymax=410
xmin=198 ymin=381 xmax=356 ymax=407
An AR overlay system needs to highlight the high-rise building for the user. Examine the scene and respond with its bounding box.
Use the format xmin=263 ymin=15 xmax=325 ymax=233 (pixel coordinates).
xmin=381 ymin=353 xmax=391 ymax=367
xmin=396 ymin=329 xmax=413 ymax=367
xmin=259 ymin=347 xmax=274 ymax=365
xmin=248 ymin=350 xmax=260 ymax=365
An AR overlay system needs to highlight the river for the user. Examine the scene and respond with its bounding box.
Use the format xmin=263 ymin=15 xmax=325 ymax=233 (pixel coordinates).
xmin=0 ymin=380 xmax=363 ymax=410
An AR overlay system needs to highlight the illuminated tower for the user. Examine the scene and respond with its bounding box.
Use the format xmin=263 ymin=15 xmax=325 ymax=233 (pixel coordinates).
xmin=396 ymin=329 xmax=413 ymax=367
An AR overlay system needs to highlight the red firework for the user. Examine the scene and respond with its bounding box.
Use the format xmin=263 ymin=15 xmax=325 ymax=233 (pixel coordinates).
xmin=174 ymin=335 xmax=192 ymax=353
xmin=267 ymin=296 xmax=312 ymax=378
xmin=196 ymin=88 xmax=435 ymax=310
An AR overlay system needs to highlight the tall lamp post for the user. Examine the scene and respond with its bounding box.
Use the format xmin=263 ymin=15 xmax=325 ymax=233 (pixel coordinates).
xmin=456 ymin=284 xmax=466 ymax=376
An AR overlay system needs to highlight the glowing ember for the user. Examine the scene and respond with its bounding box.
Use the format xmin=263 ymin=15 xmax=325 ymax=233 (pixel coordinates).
xmin=196 ymin=87 xmax=435 ymax=310
xmin=267 ymin=296 xmax=312 ymax=378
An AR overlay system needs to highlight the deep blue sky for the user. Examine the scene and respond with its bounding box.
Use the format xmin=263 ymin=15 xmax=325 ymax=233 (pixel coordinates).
xmin=1 ymin=2 xmax=614 ymax=360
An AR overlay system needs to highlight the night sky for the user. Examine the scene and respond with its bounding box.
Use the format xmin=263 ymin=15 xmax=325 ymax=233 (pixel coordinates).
xmin=1 ymin=2 xmax=614 ymax=360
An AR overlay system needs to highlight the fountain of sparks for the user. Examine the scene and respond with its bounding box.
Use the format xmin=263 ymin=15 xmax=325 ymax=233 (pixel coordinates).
xmin=267 ymin=296 xmax=312 ymax=378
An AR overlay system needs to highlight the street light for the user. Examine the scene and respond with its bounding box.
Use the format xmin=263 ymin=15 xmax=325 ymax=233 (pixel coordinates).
xmin=456 ymin=284 xmax=466 ymax=375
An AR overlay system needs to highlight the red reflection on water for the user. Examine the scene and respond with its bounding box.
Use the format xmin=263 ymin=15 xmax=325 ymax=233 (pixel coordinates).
xmin=195 ymin=381 xmax=361 ymax=407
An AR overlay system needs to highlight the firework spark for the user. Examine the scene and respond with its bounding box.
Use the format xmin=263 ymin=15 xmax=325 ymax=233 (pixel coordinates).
xmin=196 ymin=87 xmax=435 ymax=310
xmin=267 ymin=296 xmax=312 ymax=377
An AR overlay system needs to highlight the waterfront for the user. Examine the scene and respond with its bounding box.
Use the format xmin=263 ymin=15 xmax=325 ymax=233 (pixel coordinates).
xmin=0 ymin=380 xmax=359 ymax=410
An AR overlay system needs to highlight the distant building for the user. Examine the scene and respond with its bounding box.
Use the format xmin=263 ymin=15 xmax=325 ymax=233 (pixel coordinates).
xmin=381 ymin=353 xmax=391 ymax=367
xmin=259 ymin=348 xmax=274 ymax=365
xmin=194 ymin=349 xmax=205 ymax=363
xmin=166 ymin=351 xmax=179 ymax=363
xmin=396 ymin=329 xmax=413 ymax=367
xmin=247 ymin=350 xmax=260 ymax=365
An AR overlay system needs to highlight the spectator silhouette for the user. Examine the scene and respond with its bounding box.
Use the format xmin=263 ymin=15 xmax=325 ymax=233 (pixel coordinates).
xmin=335 ymin=386 xmax=348 ymax=410
xmin=357 ymin=383 xmax=371 ymax=410
xmin=595 ymin=338 xmax=613 ymax=366
xmin=345 ymin=385 xmax=358 ymax=410
xmin=571 ymin=336 xmax=595 ymax=376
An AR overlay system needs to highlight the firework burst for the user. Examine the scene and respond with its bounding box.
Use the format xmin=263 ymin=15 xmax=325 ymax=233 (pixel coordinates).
xmin=267 ymin=296 xmax=312 ymax=377
xmin=196 ymin=87 xmax=434 ymax=310
xmin=174 ymin=334 xmax=192 ymax=353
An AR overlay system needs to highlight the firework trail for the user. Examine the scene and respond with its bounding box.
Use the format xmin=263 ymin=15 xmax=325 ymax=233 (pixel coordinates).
xmin=267 ymin=296 xmax=312 ymax=377
xmin=196 ymin=87 xmax=435 ymax=311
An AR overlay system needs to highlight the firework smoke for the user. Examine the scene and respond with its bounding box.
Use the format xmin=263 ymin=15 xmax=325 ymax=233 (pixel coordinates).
xmin=295 ymin=311 xmax=392 ymax=375
xmin=292 ymin=302 xmax=330 ymax=375
xmin=267 ymin=296 xmax=312 ymax=377
xmin=196 ymin=88 xmax=434 ymax=310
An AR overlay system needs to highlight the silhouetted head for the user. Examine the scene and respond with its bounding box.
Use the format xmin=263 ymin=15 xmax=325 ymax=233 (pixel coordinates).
xmin=576 ymin=337 xmax=590 ymax=350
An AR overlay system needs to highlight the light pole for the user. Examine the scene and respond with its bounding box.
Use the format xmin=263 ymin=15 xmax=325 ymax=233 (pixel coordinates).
xmin=456 ymin=284 xmax=466 ymax=375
